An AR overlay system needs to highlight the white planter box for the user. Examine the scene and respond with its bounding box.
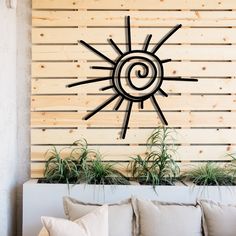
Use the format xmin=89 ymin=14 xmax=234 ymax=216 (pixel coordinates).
xmin=23 ymin=179 xmax=236 ymax=236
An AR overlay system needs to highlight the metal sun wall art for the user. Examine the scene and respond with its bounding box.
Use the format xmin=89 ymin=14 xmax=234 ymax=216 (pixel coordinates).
xmin=67 ymin=16 xmax=198 ymax=139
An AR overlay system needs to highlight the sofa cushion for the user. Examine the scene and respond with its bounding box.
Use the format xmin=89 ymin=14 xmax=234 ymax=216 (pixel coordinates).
xmin=38 ymin=227 xmax=48 ymax=236
xmin=63 ymin=196 xmax=134 ymax=236
xmin=200 ymin=200 xmax=236 ymax=236
xmin=40 ymin=205 xmax=108 ymax=236
xmin=132 ymin=198 xmax=202 ymax=236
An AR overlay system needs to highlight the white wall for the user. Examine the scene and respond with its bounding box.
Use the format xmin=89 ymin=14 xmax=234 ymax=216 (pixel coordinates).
xmin=0 ymin=1 xmax=30 ymax=236
xmin=16 ymin=0 xmax=31 ymax=235
xmin=0 ymin=1 xmax=17 ymax=235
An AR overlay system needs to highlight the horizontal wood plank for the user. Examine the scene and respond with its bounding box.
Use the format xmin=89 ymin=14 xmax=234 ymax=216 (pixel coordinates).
xmin=31 ymin=111 xmax=236 ymax=128
xmin=31 ymin=145 xmax=236 ymax=162
xmin=32 ymin=0 xmax=236 ymax=10
xmin=31 ymin=78 xmax=236 ymax=95
xmin=31 ymin=95 xmax=236 ymax=111
xmin=32 ymin=28 xmax=236 ymax=44
xmin=31 ymin=128 xmax=236 ymax=145
xmin=32 ymin=45 xmax=236 ymax=61
xmin=32 ymin=11 xmax=236 ymax=27
xmin=32 ymin=61 xmax=236 ymax=77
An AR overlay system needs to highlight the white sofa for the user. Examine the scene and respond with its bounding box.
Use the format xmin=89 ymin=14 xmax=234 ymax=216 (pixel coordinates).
xmin=23 ymin=180 xmax=236 ymax=236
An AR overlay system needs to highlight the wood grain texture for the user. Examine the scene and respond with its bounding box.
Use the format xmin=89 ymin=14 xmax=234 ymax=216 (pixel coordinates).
xmin=31 ymin=78 xmax=236 ymax=95
xmin=32 ymin=28 xmax=236 ymax=44
xmin=31 ymin=0 xmax=236 ymax=177
xmin=32 ymin=62 xmax=236 ymax=77
xmin=32 ymin=11 xmax=236 ymax=27
xmin=31 ymin=128 xmax=236 ymax=145
xmin=32 ymin=45 xmax=236 ymax=61
xmin=32 ymin=0 xmax=236 ymax=10
xmin=31 ymin=145 xmax=236 ymax=162
xmin=31 ymin=95 xmax=236 ymax=111
xmin=31 ymin=112 xmax=236 ymax=128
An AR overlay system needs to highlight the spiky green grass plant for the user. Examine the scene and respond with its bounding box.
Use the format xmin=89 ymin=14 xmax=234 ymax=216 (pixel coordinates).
xmin=82 ymin=154 xmax=130 ymax=185
xmin=181 ymin=162 xmax=235 ymax=186
xmin=226 ymin=153 xmax=236 ymax=181
xmin=44 ymin=148 xmax=80 ymax=184
xmin=130 ymin=127 xmax=180 ymax=187
xmin=44 ymin=139 xmax=94 ymax=184
xmin=44 ymin=139 xmax=129 ymax=185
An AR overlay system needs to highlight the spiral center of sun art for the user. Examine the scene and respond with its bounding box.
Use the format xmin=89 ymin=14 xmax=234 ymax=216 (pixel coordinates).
xmin=112 ymin=51 xmax=163 ymax=101
xmin=67 ymin=16 xmax=198 ymax=139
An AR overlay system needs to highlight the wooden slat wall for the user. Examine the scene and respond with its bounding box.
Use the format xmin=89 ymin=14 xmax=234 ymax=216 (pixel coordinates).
xmin=31 ymin=0 xmax=236 ymax=178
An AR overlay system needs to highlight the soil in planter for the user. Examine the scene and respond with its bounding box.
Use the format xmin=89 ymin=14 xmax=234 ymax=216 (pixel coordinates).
xmin=38 ymin=177 xmax=130 ymax=185
xmin=137 ymin=177 xmax=176 ymax=186
xmin=37 ymin=178 xmax=78 ymax=184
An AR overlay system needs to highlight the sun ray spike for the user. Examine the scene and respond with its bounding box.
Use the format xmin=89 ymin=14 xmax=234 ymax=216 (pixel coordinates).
xmin=163 ymin=77 xmax=198 ymax=82
xmin=140 ymin=101 xmax=144 ymax=109
xmin=127 ymin=16 xmax=132 ymax=52
xmin=109 ymin=39 xmax=123 ymax=56
xmin=151 ymin=95 xmax=168 ymax=125
xmin=121 ymin=101 xmax=133 ymax=139
xmin=80 ymin=40 xmax=115 ymax=65
xmin=161 ymin=59 xmax=172 ymax=63
xmin=101 ymin=85 xmax=114 ymax=91
xmin=143 ymin=34 xmax=152 ymax=51
xmin=91 ymin=66 xmax=114 ymax=70
xmin=84 ymin=94 xmax=119 ymax=120
xmin=114 ymin=97 xmax=124 ymax=111
xmin=66 ymin=77 xmax=112 ymax=88
xmin=152 ymin=24 xmax=182 ymax=54
xmin=159 ymin=88 xmax=168 ymax=97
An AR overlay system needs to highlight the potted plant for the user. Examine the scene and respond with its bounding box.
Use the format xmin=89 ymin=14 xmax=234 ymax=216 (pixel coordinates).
xmin=181 ymin=162 xmax=235 ymax=186
xmin=129 ymin=127 xmax=180 ymax=188
xmin=42 ymin=139 xmax=129 ymax=186
xmin=42 ymin=139 xmax=95 ymax=185
xmin=80 ymin=154 xmax=130 ymax=185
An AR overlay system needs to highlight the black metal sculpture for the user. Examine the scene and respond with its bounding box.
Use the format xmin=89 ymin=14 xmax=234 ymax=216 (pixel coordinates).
xmin=67 ymin=16 xmax=198 ymax=139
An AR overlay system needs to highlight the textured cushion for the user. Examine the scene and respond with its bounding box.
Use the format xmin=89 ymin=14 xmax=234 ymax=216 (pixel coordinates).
xmin=200 ymin=200 xmax=236 ymax=236
xmin=132 ymin=198 xmax=202 ymax=236
xmin=41 ymin=205 xmax=108 ymax=236
xmin=38 ymin=227 xmax=48 ymax=236
xmin=63 ymin=196 xmax=134 ymax=236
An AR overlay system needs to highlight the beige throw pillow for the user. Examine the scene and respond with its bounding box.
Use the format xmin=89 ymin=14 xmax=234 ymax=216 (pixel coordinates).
xmin=63 ymin=196 xmax=134 ymax=236
xmin=132 ymin=198 xmax=202 ymax=236
xmin=41 ymin=205 xmax=108 ymax=236
xmin=200 ymin=200 xmax=236 ymax=236
xmin=38 ymin=227 xmax=49 ymax=236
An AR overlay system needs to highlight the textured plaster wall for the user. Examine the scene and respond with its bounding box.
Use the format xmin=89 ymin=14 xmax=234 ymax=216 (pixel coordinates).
xmin=0 ymin=1 xmax=17 ymax=235
xmin=16 ymin=0 xmax=31 ymax=235
xmin=0 ymin=1 xmax=30 ymax=236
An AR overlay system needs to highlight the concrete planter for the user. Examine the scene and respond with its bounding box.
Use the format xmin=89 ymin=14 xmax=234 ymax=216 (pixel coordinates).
xmin=23 ymin=179 xmax=236 ymax=236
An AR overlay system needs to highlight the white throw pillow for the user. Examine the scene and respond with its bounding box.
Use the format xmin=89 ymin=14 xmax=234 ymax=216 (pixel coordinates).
xmin=132 ymin=198 xmax=202 ymax=236
xmin=41 ymin=205 xmax=108 ymax=236
xmin=63 ymin=196 xmax=134 ymax=236
xmin=200 ymin=200 xmax=236 ymax=236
